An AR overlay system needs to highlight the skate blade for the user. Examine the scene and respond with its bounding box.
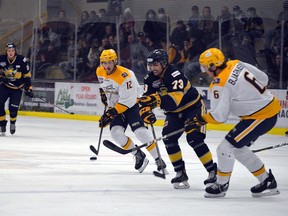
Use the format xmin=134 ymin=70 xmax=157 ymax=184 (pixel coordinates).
xmin=252 ymin=188 xmax=280 ymax=197
xmin=173 ymin=181 xmax=190 ymax=189
xmin=204 ymin=192 xmax=226 ymax=198
xmin=137 ymin=158 xmax=149 ymax=173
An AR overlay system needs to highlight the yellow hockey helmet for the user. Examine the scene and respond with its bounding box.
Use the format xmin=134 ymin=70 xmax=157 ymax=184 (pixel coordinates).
xmin=199 ymin=48 xmax=225 ymax=69
xmin=100 ymin=49 xmax=117 ymax=63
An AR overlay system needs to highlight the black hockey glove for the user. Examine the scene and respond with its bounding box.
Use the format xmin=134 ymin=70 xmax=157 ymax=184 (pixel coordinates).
xmin=99 ymin=107 xmax=118 ymax=128
xmin=99 ymin=88 xmax=107 ymax=106
xmin=138 ymin=94 xmax=161 ymax=109
xmin=139 ymin=106 xmax=157 ymax=124
xmin=184 ymin=115 xmax=207 ymax=134
xmin=24 ymin=85 xmax=34 ymax=98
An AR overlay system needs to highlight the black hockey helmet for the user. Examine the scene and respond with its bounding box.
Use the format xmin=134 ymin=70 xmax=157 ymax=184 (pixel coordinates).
xmin=6 ymin=42 xmax=16 ymax=51
xmin=147 ymin=49 xmax=168 ymax=68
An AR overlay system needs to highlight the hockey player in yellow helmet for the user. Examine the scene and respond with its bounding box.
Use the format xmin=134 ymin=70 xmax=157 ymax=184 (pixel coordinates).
xmin=185 ymin=47 xmax=281 ymax=198
xmin=96 ymin=49 xmax=167 ymax=174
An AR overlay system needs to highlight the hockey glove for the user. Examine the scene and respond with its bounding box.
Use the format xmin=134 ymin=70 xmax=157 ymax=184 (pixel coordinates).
xmin=140 ymin=106 xmax=157 ymax=124
xmin=99 ymin=107 xmax=118 ymax=128
xmin=99 ymin=88 xmax=108 ymax=106
xmin=184 ymin=115 xmax=207 ymax=134
xmin=138 ymin=94 xmax=161 ymax=109
xmin=24 ymin=85 xmax=34 ymax=98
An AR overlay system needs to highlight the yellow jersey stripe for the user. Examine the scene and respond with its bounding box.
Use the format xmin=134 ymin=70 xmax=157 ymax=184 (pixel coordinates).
xmin=218 ymin=170 xmax=232 ymax=177
xmin=235 ymin=119 xmax=264 ymax=142
xmin=114 ymin=102 xmax=128 ymax=114
xmin=199 ymin=151 xmax=212 ymax=165
xmin=241 ymin=97 xmax=281 ymax=120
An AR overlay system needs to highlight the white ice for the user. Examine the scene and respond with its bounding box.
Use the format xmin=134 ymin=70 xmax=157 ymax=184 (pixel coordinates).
xmin=0 ymin=116 xmax=287 ymax=216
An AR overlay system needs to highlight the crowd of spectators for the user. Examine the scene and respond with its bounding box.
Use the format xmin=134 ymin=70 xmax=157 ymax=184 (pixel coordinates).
xmin=27 ymin=2 xmax=287 ymax=88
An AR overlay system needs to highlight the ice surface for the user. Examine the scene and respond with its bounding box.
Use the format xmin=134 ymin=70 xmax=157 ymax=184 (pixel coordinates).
xmin=0 ymin=116 xmax=287 ymax=216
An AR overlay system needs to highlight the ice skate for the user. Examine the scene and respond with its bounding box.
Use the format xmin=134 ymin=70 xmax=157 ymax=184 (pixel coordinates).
xmin=204 ymin=163 xmax=217 ymax=185
xmin=134 ymin=148 xmax=149 ymax=173
xmin=155 ymin=157 xmax=169 ymax=174
xmin=0 ymin=120 xmax=7 ymax=136
xmin=10 ymin=123 xmax=16 ymax=135
xmin=171 ymin=169 xmax=190 ymax=189
xmin=250 ymin=169 xmax=280 ymax=197
xmin=204 ymin=182 xmax=229 ymax=198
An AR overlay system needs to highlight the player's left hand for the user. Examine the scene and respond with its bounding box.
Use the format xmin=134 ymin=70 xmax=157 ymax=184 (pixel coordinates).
xmin=140 ymin=106 xmax=157 ymax=124
xmin=184 ymin=115 xmax=207 ymax=133
xmin=24 ymin=85 xmax=34 ymax=98
xmin=99 ymin=107 xmax=118 ymax=128
xmin=138 ymin=94 xmax=161 ymax=109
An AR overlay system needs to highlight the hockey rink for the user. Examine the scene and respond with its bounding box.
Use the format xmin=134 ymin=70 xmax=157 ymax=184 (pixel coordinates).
xmin=0 ymin=116 xmax=287 ymax=216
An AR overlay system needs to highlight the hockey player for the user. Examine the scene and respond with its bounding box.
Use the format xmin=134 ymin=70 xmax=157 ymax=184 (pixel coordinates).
xmin=186 ymin=48 xmax=281 ymax=197
xmin=96 ymin=49 xmax=166 ymax=173
xmin=138 ymin=49 xmax=217 ymax=189
xmin=0 ymin=42 xmax=33 ymax=136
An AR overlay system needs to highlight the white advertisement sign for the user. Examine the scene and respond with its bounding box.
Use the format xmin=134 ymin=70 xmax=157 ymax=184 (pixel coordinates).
xmin=54 ymin=82 xmax=105 ymax=115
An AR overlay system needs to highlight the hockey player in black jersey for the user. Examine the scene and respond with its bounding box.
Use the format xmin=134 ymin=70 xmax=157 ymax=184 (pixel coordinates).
xmin=138 ymin=49 xmax=217 ymax=189
xmin=0 ymin=42 xmax=33 ymax=136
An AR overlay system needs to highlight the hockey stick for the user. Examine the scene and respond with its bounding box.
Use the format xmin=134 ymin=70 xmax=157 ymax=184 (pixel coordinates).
xmin=103 ymin=127 xmax=185 ymax=155
xmin=37 ymin=97 xmax=75 ymax=115
xmin=252 ymin=142 xmax=288 ymax=153
xmin=151 ymin=124 xmax=166 ymax=179
xmin=90 ymin=105 xmax=107 ymax=160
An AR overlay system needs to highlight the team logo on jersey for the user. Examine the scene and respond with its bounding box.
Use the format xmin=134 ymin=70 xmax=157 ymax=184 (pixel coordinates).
xmin=212 ymin=78 xmax=220 ymax=84
xmin=152 ymin=79 xmax=162 ymax=88
xmin=121 ymin=72 xmax=128 ymax=78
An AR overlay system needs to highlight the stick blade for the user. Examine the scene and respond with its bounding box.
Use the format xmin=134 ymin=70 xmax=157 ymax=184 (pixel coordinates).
xmin=90 ymin=145 xmax=98 ymax=155
xmin=153 ymin=171 xmax=166 ymax=179
xmin=103 ymin=140 xmax=131 ymax=154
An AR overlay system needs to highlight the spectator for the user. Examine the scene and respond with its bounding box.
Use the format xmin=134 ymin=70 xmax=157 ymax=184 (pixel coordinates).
xmin=231 ymin=5 xmax=247 ymax=33
xmin=119 ymin=8 xmax=135 ymax=34
xmin=157 ymin=8 xmax=170 ymax=40
xmin=145 ymin=35 xmax=161 ymax=52
xmin=187 ymin=6 xmax=200 ymax=30
xmin=198 ymin=6 xmax=215 ymax=45
xmin=107 ymin=0 xmax=122 ymax=17
xmin=216 ymin=6 xmax=233 ymax=36
xmin=170 ymin=20 xmax=188 ymax=50
xmin=267 ymin=54 xmax=288 ymax=89
xmin=37 ymin=42 xmax=59 ymax=78
xmin=143 ymin=9 xmax=162 ymax=44
xmin=245 ymin=7 xmax=265 ymax=45
xmin=159 ymin=38 xmax=181 ymax=67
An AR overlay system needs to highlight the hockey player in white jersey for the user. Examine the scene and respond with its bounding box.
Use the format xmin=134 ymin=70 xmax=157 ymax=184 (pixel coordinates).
xmin=96 ymin=49 xmax=166 ymax=173
xmin=185 ymin=48 xmax=281 ymax=198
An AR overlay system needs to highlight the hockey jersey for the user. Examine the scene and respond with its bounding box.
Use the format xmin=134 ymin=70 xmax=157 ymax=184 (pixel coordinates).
xmin=0 ymin=54 xmax=31 ymax=89
xmin=202 ymin=60 xmax=281 ymax=124
xmin=143 ymin=64 xmax=200 ymax=113
xmin=96 ymin=65 xmax=142 ymax=114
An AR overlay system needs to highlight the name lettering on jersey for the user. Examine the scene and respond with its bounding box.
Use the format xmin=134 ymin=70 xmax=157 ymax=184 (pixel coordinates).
xmin=171 ymin=70 xmax=181 ymax=77
xmin=152 ymin=79 xmax=162 ymax=88
xmin=228 ymin=63 xmax=243 ymax=85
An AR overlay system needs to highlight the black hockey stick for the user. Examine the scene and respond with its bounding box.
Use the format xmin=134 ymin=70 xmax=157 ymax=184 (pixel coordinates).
xmin=103 ymin=127 xmax=184 ymax=155
xmin=90 ymin=106 xmax=107 ymax=160
xmin=37 ymin=97 xmax=75 ymax=115
xmin=252 ymin=142 xmax=288 ymax=153
xmin=151 ymin=124 xmax=166 ymax=179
